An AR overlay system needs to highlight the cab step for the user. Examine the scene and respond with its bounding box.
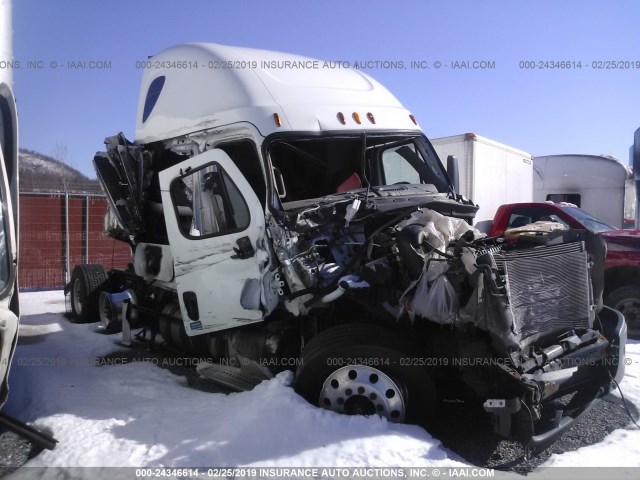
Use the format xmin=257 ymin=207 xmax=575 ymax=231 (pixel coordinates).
xmin=196 ymin=361 xmax=271 ymax=392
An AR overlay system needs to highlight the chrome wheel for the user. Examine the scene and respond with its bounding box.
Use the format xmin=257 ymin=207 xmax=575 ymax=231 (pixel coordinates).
xmin=294 ymin=324 xmax=437 ymax=425
xmin=319 ymin=365 xmax=406 ymax=422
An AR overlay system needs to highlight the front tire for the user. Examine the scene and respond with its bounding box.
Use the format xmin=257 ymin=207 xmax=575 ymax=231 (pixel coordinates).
xmin=293 ymin=324 xmax=437 ymax=425
xmin=605 ymin=284 xmax=640 ymax=338
xmin=70 ymin=264 xmax=108 ymax=323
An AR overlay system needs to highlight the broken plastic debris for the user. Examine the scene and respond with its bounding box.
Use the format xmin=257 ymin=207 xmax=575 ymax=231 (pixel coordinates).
xmin=345 ymin=198 xmax=361 ymax=225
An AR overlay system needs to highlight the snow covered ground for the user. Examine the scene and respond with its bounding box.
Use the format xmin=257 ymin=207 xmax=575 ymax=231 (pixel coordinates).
xmin=3 ymin=291 xmax=640 ymax=475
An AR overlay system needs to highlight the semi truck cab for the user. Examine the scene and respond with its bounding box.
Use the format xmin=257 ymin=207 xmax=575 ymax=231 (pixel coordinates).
xmin=68 ymin=43 xmax=626 ymax=452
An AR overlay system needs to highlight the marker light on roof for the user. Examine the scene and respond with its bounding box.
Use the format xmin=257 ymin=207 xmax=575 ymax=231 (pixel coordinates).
xmin=367 ymin=112 xmax=375 ymax=124
xmin=337 ymin=112 xmax=346 ymax=125
xmin=409 ymin=114 xmax=417 ymax=125
xmin=273 ymin=113 xmax=282 ymax=127
xmin=352 ymin=112 xmax=361 ymax=124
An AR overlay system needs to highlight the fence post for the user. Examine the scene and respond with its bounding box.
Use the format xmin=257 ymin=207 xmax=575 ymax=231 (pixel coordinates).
xmin=84 ymin=195 xmax=89 ymax=264
xmin=64 ymin=190 xmax=70 ymax=284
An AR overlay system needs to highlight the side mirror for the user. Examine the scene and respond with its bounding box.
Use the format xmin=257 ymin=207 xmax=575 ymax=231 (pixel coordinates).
xmin=446 ymin=154 xmax=460 ymax=195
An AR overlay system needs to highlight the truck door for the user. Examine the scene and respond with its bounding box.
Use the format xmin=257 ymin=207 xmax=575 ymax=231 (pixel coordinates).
xmin=159 ymin=149 xmax=267 ymax=335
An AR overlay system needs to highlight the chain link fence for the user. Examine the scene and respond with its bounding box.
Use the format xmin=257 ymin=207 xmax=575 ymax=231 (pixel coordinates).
xmin=19 ymin=193 xmax=131 ymax=291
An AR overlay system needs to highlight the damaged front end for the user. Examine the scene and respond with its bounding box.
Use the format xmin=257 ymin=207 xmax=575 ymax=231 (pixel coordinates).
xmin=426 ymin=226 xmax=626 ymax=449
xmin=462 ymin=231 xmax=626 ymax=450
xmin=270 ymin=188 xmax=625 ymax=448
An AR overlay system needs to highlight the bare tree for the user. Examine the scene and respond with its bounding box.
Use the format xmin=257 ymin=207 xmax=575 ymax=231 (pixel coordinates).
xmin=52 ymin=142 xmax=71 ymax=192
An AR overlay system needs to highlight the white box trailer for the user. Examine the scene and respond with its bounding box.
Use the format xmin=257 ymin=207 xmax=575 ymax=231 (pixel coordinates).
xmin=430 ymin=133 xmax=533 ymax=233
xmin=533 ymin=154 xmax=633 ymax=229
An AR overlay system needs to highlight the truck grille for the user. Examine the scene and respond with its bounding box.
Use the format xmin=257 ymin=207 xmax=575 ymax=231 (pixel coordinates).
xmin=497 ymin=242 xmax=593 ymax=343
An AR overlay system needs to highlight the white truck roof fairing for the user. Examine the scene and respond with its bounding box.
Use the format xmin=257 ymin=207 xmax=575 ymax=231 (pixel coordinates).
xmin=135 ymin=43 xmax=419 ymax=144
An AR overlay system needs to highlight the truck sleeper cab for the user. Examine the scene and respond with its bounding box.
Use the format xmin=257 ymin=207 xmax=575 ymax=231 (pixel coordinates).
xmin=68 ymin=43 xmax=625 ymax=452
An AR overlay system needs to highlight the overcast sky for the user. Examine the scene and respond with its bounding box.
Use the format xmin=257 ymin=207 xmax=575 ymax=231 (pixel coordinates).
xmin=9 ymin=0 xmax=640 ymax=176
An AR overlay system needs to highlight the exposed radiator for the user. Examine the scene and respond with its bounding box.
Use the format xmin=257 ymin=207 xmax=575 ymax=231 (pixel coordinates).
xmin=497 ymin=242 xmax=593 ymax=343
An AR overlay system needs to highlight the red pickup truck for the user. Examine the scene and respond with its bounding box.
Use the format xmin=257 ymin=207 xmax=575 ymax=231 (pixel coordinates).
xmin=490 ymin=202 xmax=640 ymax=337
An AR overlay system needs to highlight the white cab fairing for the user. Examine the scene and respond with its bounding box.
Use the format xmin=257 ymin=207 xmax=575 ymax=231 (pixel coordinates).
xmin=135 ymin=43 xmax=420 ymax=144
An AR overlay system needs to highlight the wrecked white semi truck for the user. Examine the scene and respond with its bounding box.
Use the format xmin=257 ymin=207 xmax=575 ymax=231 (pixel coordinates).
xmin=67 ymin=43 xmax=626 ymax=450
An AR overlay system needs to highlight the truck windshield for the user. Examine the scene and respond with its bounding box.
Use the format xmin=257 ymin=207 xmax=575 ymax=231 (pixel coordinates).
xmin=267 ymin=134 xmax=450 ymax=206
xmin=564 ymin=206 xmax=616 ymax=233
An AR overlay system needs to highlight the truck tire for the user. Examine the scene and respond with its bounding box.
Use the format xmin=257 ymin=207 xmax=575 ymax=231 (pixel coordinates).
xmin=293 ymin=324 xmax=437 ymax=425
xmin=605 ymin=285 xmax=640 ymax=338
xmin=70 ymin=264 xmax=108 ymax=323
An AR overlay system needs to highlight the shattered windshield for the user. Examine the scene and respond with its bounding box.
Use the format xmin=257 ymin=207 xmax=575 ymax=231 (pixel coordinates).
xmin=563 ymin=206 xmax=616 ymax=233
xmin=268 ymin=134 xmax=450 ymax=206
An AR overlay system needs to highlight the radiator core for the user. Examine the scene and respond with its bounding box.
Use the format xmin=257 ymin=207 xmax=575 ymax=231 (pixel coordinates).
xmin=499 ymin=242 xmax=593 ymax=343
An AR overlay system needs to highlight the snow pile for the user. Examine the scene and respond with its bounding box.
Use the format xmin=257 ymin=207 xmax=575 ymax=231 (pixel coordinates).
xmin=6 ymin=291 xmax=467 ymax=469
xmin=4 ymin=291 xmax=639 ymax=471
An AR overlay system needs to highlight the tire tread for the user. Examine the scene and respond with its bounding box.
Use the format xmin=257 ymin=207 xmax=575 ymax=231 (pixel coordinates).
xmin=70 ymin=264 xmax=108 ymax=323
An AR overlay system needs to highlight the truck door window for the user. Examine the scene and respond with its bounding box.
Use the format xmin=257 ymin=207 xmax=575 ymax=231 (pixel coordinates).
xmin=170 ymin=162 xmax=250 ymax=238
xmin=218 ymin=141 xmax=266 ymax=209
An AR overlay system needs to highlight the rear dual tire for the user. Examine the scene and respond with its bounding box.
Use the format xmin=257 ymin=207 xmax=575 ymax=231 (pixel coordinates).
xmin=70 ymin=264 xmax=108 ymax=323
